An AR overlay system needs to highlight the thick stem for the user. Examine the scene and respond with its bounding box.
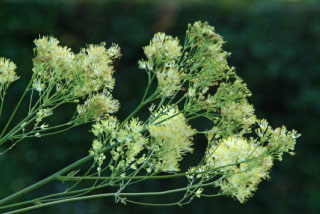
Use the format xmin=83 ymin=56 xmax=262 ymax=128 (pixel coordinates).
xmin=0 ymin=155 xmax=91 ymax=206
xmin=0 ymin=140 xmax=119 ymax=206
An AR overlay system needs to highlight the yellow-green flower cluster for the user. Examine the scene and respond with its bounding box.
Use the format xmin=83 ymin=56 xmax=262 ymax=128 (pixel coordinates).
xmin=72 ymin=43 xmax=120 ymax=96
xmin=90 ymin=116 xmax=148 ymax=174
xmin=143 ymin=32 xmax=182 ymax=62
xmin=139 ymin=33 xmax=183 ymax=97
xmin=89 ymin=107 xmax=196 ymax=174
xmin=217 ymin=158 xmax=273 ymax=203
xmin=194 ymin=116 xmax=299 ymax=203
xmin=255 ymin=119 xmax=300 ymax=160
xmin=150 ymin=21 xmax=301 ymax=203
xmin=220 ymin=100 xmax=256 ymax=132
xmin=33 ymin=36 xmax=75 ymax=82
xmin=112 ymin=118 xmax=148 ymax=167
xmin=0 ymin=22 xmax=301 ymax=207
xmin=77 ymin=93 xmax=119 ymax=120
xmin=184 ymin=21 xmax=233 ymax=95
xmin=89 ymin=116 xmax=120 ymax=173
xmin=0 ymin=57 xmax=19 ymax=86
xmin=85 ymin=21 xmax=300 ymax=205
xmin=203 ymin=136 xmax=272 ymax=203
xmin=32 ymin=36 xmax=121 ymax=120
xmin=148 ymin=106 xmax=195 ymax=172
xmin=35 ymin=108 xmax=53 ymax=125
xmin=156 ymin=62 xmax=181 ymax=97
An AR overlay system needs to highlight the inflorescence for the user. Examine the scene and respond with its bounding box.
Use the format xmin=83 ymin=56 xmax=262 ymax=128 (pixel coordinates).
xmin=0 ymin=21 xmax=300 ymax=210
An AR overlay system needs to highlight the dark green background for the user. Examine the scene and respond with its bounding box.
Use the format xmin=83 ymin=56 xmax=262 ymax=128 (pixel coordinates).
xmin=0 ymin=0 xmax=319 ymax=213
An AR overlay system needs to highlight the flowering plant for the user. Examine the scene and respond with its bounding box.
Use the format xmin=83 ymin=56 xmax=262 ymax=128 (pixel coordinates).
xmin=0 ymin=21 xmax=300 ymax=213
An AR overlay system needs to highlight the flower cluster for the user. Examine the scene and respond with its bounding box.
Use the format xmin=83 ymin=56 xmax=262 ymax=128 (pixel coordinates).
xmin=220 ymin=100 xmax=256 ymax=133
xmin=203 ymin=136 xmax=272 ymax=203
xmin=34 ymin=108 xmax=53 ymax=129
xmin=256 ymin=119 xmax=300 ymax=160
xmin=90 ymin=116 xmax=148 ymax=175
xmin=183 ymin=22 xmax=234 ymax=101
xmin=0 ymin=21 xmax=302 ymax=212
xmin=90 ymin=104 xmax=196 ymax=176
xmin=89 ymin=116 xmax=120 ymax=173
xmin=139 ymin=32 xmax=183 ymax=97
xmin=32 ymin=36 xmax=121 ymax=121
xmin=139 ymin=21 xmax=299 ymax=203
xmin=86 ymin=21 xmax=300 ymax=204
xmin=148 ymin=106 xmax=195 ymax=172
xmin=0 ymin=57 xmax=19 ymax=86
xmin=143 ymin=32 xmax=182 ymax=63
xmin=72 ymin=42 xmax=120 ymax=96
xmin=0 ymin=37 xmax=122 ymax=155
xmin=156 ymin=62 xmax=181 ymax=97
xmin=77 ymin=93 xmax=120 ymax=120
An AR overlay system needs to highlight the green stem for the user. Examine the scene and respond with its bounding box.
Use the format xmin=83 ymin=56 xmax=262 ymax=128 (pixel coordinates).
xmin=28 ymin=89 xmax=34 ymax=113
xmin=120 ymin=94 xmax=155 ymax=126
xmin=0 ymin=76 xmax=34 ymax=139
xmin=10 ymin=122 xmax=75 ymax=139
xmin=3 ymin=181 xmax=220 ymax=214
xmin=58 ymin=171 xmax=199 ymax=181
xmin=34 ymin=125 xmax=76 ymax=138
xmin=141 ymin=73 xmax=156 ymax=103
xmin=2 ymin=193 xmax=112 ymax=214
xmin=0 ymin=180 xmax=111 ymax=211
xmin=0 ymin=154 xmax=92 ymax=206
xmin=0 ymin=98 xmax=73 ymax=145
xmin=124 ymin=199 xmax=179 ymax=207
xmin=0 ymin=111 xmax=36 ymax=145
xmin=0 ymin=86 xmax=6 ymax=119
xmin=0 ymin=138 xmax=23 ymax=155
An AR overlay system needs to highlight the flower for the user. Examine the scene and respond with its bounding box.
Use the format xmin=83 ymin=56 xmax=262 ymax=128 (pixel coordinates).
xmin=0 ymin=57 xmax=19 ymax=85
xmin=144 ymin=32 xmax=182 ymax=62
xmin=148 ymin=106 xmax=195 ymax=172
xmin=156 ymin=62 xmax=182 ymax=97
xmin=204 ymin=136 xmax=273 ymax=203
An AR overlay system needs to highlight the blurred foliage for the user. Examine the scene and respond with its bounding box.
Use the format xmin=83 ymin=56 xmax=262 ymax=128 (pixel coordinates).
xmin=0 ymin=0 xmax=319 ymax=213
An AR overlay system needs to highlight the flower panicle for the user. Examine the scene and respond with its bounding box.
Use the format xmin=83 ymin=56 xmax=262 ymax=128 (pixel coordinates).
xmin=32 ymin=35 xmax=121 ymax=121
xmin=148 ymin=106 xmax=195 ymax=172
xmin=85 ymin=21 xmax=300 ymax=205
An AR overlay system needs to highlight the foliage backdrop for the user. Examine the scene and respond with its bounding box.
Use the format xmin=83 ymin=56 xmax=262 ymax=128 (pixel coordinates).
xmin=0 ymin=1 xmax=319 ymax=213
